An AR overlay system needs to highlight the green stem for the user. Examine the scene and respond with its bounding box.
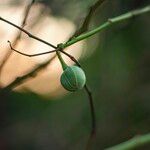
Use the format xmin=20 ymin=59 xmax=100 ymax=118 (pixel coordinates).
xmin=56 ymin=51 xmax=68 ymax=70
xmin=64 ymin=5 xmax=150 ymax=48
xmin=105 ymin=133 xmax=150 ymax=150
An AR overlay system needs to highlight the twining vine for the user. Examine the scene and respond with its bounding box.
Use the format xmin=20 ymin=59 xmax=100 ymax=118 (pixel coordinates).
xmin=0 ymin=0 xmax=150 ymax=149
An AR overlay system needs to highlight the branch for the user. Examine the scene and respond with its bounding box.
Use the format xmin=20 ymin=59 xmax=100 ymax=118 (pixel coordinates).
xmin=64 ymin=5 xmax=150 ymax=48
xmin=105 ymin=133 xmax=150 ymax=150
xmin=0 ymin=17 xmax=57 ymax=49
xmin=84 ymin=85 xmax=96 ymax=150
xmin=70 ymin=0 xmax=106 ymax=39
xmin=7 ymin=40 xmax=81 ymax=66
xmin=59 ymin=50 xmax=81 ymax=67
xmin=7 ymin=40 xmax=57 ymax=57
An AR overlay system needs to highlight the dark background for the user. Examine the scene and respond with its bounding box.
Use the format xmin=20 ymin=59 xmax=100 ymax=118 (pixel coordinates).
xmin=0 ymin=0 xmax=150 ymax=149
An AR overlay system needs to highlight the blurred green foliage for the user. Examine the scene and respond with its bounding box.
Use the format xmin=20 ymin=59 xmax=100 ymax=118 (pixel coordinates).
xmin=0 ymin=0 xmax=150 ymax=150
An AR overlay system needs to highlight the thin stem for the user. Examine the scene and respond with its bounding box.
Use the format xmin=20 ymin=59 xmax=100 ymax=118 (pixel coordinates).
xmin=0 ymin=16 xmax=57 ymax=49
xmin=84 ymin=84 xmax=96 ymax=150
xmin=56 ymin=51 xmax=68 ymax=70
xmin=60 ymin=50 xmax=81 ymax=67
xmin=105 ymin=133 xmax=150 ymax=150
xmin=64 ymin=5 xmax=150 ymax=48
xmin=7 ymin=40 xmax=56 ymax=57
xmin=7 ymin=40 xmax=79 ymax=69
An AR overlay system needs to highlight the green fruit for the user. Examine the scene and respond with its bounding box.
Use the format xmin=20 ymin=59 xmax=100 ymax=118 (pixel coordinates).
xmin=60 ymin=66 xmax=86 ymax=92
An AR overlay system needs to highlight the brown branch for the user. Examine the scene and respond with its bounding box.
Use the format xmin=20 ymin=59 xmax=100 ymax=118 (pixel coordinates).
xmin=7 ymin=40 xmax=81 ymax=65
xmin=84 ymin=84 xmax=96 ymax=150
xmin=0 ymin=0 xmax=35 ymax=73
xmin=7 ymin=39 xmax=81 ymax=66
xmin=7 ymin=40 xmax=57 ymax=57
xmin=60 ymin=50 xmax=81 ymax=67
xmin=0 ymin=17 xmax=57 ymax=49
xmin=69 ymin=0 xmax=106 ymax=40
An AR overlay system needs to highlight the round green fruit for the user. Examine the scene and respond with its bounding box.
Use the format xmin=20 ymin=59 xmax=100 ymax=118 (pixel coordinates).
xmin=60 ymin=66 xmax=86 ymax=92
